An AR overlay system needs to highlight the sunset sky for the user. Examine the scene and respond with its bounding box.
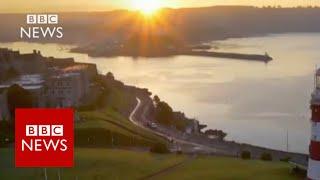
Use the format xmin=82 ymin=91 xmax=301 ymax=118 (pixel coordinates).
xmin=1 ymin=0 xmax=319 ymax=13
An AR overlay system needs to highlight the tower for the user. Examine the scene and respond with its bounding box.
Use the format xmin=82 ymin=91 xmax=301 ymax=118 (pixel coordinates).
xmin=309 ymin=69 xmax=320 ymax=179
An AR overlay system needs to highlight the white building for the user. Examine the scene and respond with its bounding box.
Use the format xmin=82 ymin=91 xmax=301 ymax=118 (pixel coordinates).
xmin=45 ymin=72 xmax=89 ymax=107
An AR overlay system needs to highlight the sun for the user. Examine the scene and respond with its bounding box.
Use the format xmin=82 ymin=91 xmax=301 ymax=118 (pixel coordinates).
xmin=132 ymin=0 xmax=163 ymax=16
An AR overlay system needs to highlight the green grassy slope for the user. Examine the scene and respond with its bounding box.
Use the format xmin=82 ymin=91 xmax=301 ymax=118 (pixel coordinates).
xmin=77 ymin=107 xmax=166 ymax=146
xmin=0 ymin=148 xmax=298 ymax=180
xmin=0 ymin=148 xmax=185 ymax=180
xmin=152 ymin=156 xmax=299 ymax=180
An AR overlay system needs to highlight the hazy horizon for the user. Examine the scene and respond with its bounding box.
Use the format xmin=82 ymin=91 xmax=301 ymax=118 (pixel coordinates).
xmin=1 ymin=0 xmax=320 ymax=13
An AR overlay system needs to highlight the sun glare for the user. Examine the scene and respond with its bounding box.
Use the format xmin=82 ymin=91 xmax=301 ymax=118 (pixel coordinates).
xmin=132 ymin=0 xmax=163 ymax=16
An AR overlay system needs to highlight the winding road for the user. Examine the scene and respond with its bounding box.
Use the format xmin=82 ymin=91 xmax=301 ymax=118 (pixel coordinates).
xmin=129 ymin=97 xmax=222 ymax=153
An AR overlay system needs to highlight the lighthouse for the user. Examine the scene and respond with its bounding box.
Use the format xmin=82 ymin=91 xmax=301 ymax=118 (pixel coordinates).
xmin=309 ymin=69 xmax=320 ymax=180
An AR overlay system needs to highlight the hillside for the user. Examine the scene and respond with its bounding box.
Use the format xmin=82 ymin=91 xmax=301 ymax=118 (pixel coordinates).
xmin=74 ymin=73 xmax=167 ymax=148
xmin=2 ymin=6 xmax=320 ymax=44
xmin=76 ymin=107 xmax=166 ymax=147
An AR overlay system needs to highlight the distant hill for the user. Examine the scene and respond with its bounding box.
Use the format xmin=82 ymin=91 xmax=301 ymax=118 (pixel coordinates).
xmin=1 ymin=6 xmax=320 ymax=44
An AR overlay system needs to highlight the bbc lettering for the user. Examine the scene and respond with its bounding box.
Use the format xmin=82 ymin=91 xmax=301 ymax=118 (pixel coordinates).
xmin=22 ymin=125 xmax=67 ymax=152
xmin=26 ymin=125 xmax=63 ymax=136
xmin=27 ymin=14 xmax=58 ymax=24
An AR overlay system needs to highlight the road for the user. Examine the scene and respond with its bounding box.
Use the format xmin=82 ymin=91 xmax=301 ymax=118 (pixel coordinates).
xmin=129 ymin=97 xmax=222 ymax=154
xmin=129 ymin=97 xmax=167 ymax=138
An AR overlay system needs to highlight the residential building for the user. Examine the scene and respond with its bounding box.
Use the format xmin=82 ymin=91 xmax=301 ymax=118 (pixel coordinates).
xmin=45 ymin=72 xmax=89 ymax=107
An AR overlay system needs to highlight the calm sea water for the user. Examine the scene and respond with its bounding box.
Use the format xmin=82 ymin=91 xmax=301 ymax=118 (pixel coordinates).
xmin=2 ymin=33 xmax=319 ymax=153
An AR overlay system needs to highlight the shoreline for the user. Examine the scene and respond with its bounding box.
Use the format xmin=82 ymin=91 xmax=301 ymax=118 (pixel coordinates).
xmin=70 ymin=48 xmax=273 ymax=62
xmin=0 ymin=40 xmax=308 ymax=155
xmin=130 ymin=92 xmax=308 ymax=165
xmin=130 ymin=84 xmax=308 ymax=164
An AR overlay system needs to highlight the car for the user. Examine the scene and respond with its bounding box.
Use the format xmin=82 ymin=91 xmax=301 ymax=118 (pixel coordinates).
xmin=150 ymin=122 xmax=157 ymax=129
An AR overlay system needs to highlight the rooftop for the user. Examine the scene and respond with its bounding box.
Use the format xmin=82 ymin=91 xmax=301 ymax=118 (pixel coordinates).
xmin=51 ymin=72 xmax=81 ymax=79
xmin=0 ymin=74 xmax=44 ymax=90
xmin=62 ymin=64 xmax=89 ymax=73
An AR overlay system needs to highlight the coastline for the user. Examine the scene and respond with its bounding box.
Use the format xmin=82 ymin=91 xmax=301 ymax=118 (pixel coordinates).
xmin=0 ymin=36 xmax=310 ymax=154
xmin=130 ymin=87 xmax=308 ymax=161
xmin=70 ymin=47 xmax=273 ymax=62
xmin=0 ymin=46 xmax=308 ymax=168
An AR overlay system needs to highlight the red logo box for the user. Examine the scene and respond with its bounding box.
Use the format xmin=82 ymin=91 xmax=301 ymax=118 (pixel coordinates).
xmin=15 ymin=108 xmax=74 ymax=167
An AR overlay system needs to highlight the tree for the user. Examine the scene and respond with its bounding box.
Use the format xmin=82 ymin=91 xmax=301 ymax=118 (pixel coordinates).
xmin=155 ymin=101 xmax=174 ymax=125
xmin=106 ymin=72 xmax=115 ymax=80
xmin=0 ymin=120 xmax=12 ymax=147
xmin=153 ymin=95 xmax=160 ymax=105
xmin=7 ymin=84 xmax=34 ymax=119
xmin=241 ymin=151 xmax=251 ymax=160
xmin=150 ymin=143 xmax=169 ymax=154
xmin=260 ymin=152 xmax=272 ymax=161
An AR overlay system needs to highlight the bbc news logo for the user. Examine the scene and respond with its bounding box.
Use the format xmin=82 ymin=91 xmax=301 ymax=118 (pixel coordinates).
xmin=15 ymin=109 xmax=74 ymax=167
xmin=23 ymin=125 xmax=67 ymax=152
xmin=20 ymin=14 xmax=63 ymax=39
